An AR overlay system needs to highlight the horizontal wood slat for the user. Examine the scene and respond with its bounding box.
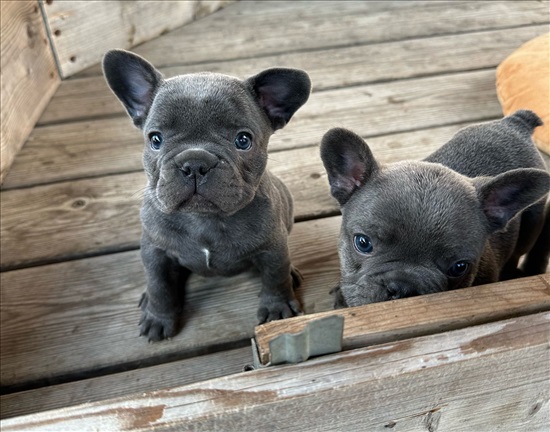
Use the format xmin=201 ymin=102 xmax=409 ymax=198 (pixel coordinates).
xmin=37 ymin=25 xmax=547 ymax=126
xmin=76 ymin=0 xmax=550 ymax=77
xmin=0 ymin=347 xmax=252 ymax=419
xmin=4 ymin=69 xmax=501 ymax=190
xmin=254 ymin=274 xmax=550 ymax=365
xmin=3 ymin=313 xmax=548 ymax=431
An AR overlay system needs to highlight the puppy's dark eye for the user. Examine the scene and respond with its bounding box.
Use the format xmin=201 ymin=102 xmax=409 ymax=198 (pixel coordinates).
xmin=148 ymin=132 xmax=163 ymax=151
xmin=235 ymin=132 xmax=253 ymax=151
xmin=447 ymin=260 xmax=470 ymax=278
xmin=353 ymin=234 xmax=373 ymax=254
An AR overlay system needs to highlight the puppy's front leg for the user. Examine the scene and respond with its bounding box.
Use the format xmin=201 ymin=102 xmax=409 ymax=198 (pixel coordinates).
xmin=139 ymin=237 xmax=190 ymax=341
xmin=254 ymin=246 xmax=303 ymax=323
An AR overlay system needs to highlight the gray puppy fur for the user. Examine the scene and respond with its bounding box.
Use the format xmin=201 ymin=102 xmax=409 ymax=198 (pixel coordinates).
xmin=320 ymin=110 xmax=550 ymax=307
xmin=103 ymin=49 xmax=311 ymax=341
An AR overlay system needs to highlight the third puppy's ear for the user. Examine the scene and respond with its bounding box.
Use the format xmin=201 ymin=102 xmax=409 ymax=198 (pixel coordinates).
xmin=102 ymin=49 xmax=163 ymax=128
xmin=247 ymin=68 xmax=311 ymax=130
xmin=320 ymin=128 xmax=379 ymax=205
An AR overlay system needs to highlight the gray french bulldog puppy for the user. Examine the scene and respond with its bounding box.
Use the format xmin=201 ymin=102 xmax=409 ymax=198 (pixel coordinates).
xmin=320 ymin=110 xmax=550 ymax=307
xmin=102 ymin=49 xmax=311 ymax=341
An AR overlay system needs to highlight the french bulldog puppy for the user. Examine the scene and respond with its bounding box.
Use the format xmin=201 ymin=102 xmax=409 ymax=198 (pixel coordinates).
xmin=103 ymin=49 xmax=311 ymax=340
xmin=320 ymin=110 xmax=550 ymax=307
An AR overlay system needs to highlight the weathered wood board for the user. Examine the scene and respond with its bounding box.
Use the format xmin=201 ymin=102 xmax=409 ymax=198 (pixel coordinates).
xmin=41 ymin=0 xmax=231 ymax=77
xmin=255 ymin=274 xmax=550 ymax=365
xmin=0 ymin=0 xmax=59 ymax=184
xmin=36 ymin=25 xmax=547 ymax=126
xmin=2 ymin=313 xmax=548 ymax=431
xmin=76 ymin=0 xmax=550 ymax=77
xmin=0 ymin=347 xmax=252 ymax=419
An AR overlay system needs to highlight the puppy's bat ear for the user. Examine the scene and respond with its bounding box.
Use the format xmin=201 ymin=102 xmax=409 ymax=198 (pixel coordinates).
xmin=102 ymin=49 xmax=163 ymax=128
xmin=247 ymin=68 xmax=311 ymax=130
xmin=320 ymin=128 xmax=379 ymax=205
xmin=474 ymin=168 xmax=550 ymax=233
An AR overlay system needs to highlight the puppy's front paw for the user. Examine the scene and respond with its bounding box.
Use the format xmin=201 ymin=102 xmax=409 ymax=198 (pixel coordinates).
xmin=138 ymin=294 xmax=179 ymax=342
xmin=257 ymin=295 xmax=303 ymax=324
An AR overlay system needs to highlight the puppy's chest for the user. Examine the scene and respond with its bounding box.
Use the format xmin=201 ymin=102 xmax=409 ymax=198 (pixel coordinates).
xmin=161 ymin=221 xmax=254 ymax=274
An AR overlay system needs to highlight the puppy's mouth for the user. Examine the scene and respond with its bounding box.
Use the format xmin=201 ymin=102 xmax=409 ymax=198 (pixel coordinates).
xmin=153 ymin=166 xmax=254 ymax=215
xmin=170 ymin=192 xmax=222 ymax=214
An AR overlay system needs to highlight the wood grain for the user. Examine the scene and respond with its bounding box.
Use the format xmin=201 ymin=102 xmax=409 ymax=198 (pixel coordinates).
xmin=0 ymin=347 xmax=252 ymax=419
xmin=42 ymin=0 xmax=231 ymax=77
xmin=0 ymin=0 xmax=59 ymax=184
xmin=76 ymin=0 xmax=550 ymax=77
xmin=4 ymin=69 xmax=502 ymax=189
xmin=0 ymin=216 xmax=340 ymax=388
xmin=255 ymin=274 xmax=550 ymax=365
xmin=37 ymin=25 xmax=548 ymax=126
xmin=2 ymin=313 xmax=548 ymax=431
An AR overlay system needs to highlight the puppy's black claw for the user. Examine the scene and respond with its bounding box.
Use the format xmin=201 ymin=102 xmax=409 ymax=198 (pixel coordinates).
xmin=290 ymin=267 xmax=304 ymax=290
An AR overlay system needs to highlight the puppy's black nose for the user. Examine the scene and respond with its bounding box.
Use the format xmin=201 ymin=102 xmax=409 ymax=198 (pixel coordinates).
xmin=178 ymin=149 xmax=218 ymax=179
xmin=386 ymin=282 xmax=402 ymax=300
xmin=386 ymin=280 xmax=417 ymax=300
xmin=180 ymin=159 xmax=215 ymax=177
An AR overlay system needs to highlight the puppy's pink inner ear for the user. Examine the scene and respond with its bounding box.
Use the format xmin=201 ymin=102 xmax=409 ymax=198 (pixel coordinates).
xmin=342 ymin=153 xmax=366 ymax=186
xmin=258 ymin=87 xmax=286 ymax=119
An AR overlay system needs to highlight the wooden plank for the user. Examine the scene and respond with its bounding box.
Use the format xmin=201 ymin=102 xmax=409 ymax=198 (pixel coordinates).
xmin=37 ymin=25 xmax=548 ymax=125
xmin=76 ymin=0 xmax=550 ymax=77
xmin=0 ymin=0 xmax=59 ymax=184
xmin=254 ymin=274 xmax=550 ymax=365
xmin=41 ymin=0 xmax=231 ymax=77
xmin=0 ymin=119 xmax=490 ymax=269
xmin=0 ymin=347 xmax=251 ymax=420
xmin=2 ymin=313 xmax=548 ymax=431
xmin=3 ymin=121 xmax=469 ymax=190
xmin=0 ymin=216 xmax=340 ymax=388
xmin=3 ymin=69 xmax=502 ymax=190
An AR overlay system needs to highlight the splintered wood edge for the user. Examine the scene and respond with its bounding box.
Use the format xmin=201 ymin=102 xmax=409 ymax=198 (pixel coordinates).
xmin=254 ymin=274 xmax=550 ymax=365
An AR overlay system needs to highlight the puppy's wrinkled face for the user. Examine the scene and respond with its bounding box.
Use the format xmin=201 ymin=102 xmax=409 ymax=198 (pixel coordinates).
xmin=103 ymin=49 xmax=311 ymax=217
xmin=142 ymin=75 xmax=271 ymax=215
xmin=338 ymin=162 xmax=486 ymax=306
xmin=321 ymin=126 xmax=550 ymax=308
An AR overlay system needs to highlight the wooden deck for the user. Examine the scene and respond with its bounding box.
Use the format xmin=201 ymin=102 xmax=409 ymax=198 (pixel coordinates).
xmin=1 ymin=1 xmax=549 ymax=429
